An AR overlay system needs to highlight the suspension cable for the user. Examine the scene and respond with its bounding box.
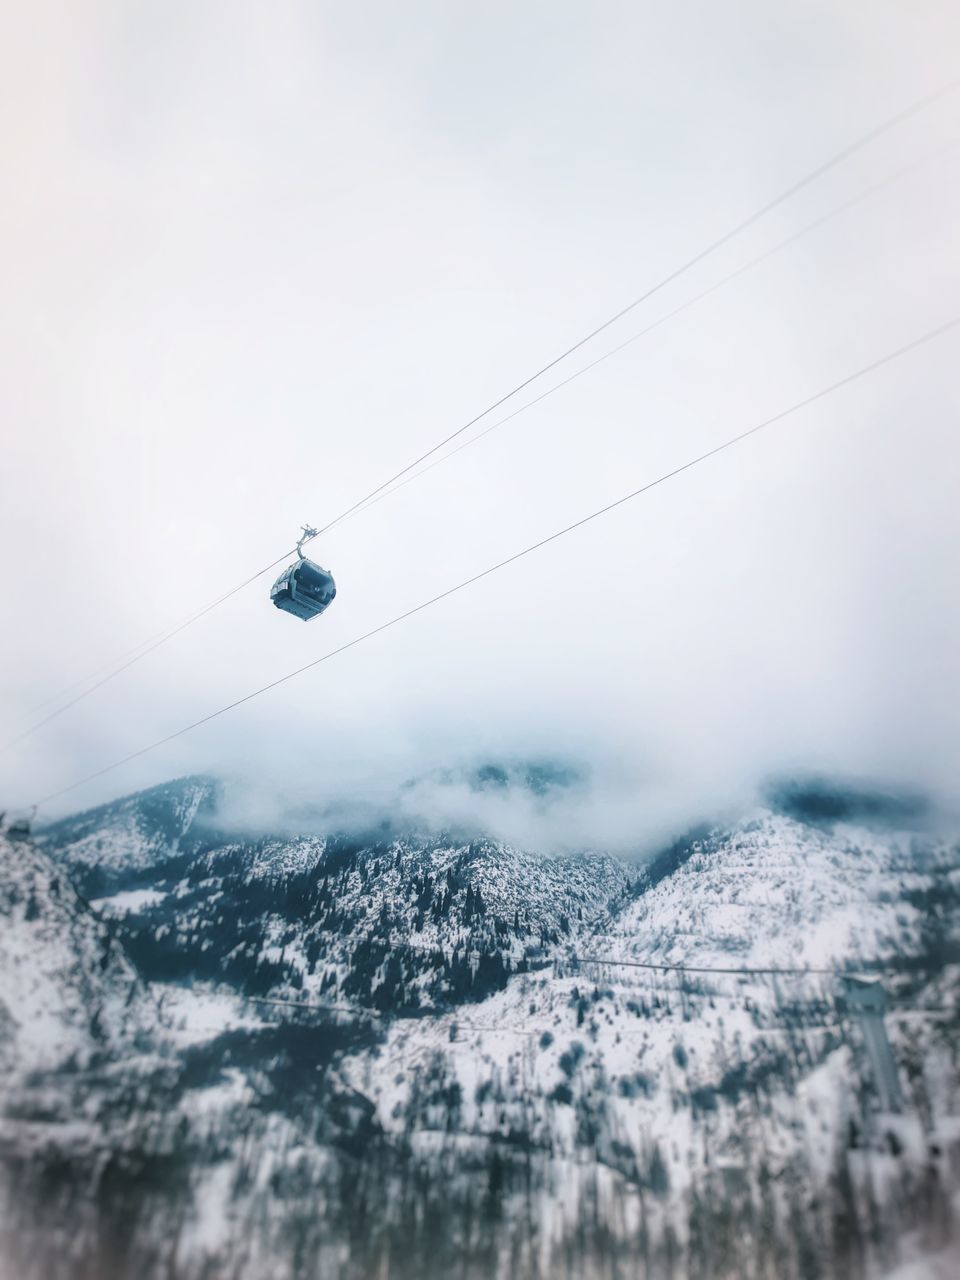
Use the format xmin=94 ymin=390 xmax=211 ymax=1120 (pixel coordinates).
xmin=154 ymin=950 xmax=926 ymax=1031
xmin=302 ymin=78 xmax=960 ymax=545
xmin=7 ymin=77 xmax=957 ymax=753
xmin=331 ymin=139 xmax=960 ymax=529
xmin=29 ymin=312 xmax=959 ymax=810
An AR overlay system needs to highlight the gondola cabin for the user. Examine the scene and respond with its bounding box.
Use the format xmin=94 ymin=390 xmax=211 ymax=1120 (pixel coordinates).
xmin=271 ymin=557 xmax=337 ymax=621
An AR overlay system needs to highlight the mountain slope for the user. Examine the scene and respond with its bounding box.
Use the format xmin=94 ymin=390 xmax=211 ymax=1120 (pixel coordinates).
xmin=2 ymin=776 xmax=958 ymax=1279
xmin=39 ymin=775 xmax=220 ymax=896
xmin=0 ymin=828 xmax=146 ymax=1075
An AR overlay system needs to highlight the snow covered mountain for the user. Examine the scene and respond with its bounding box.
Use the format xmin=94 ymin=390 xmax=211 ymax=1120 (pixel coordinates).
xmin=40 ymin=773 xmax=220 ymax=895
xmin=1 ymin=773 xmax=958 ymax=1279
xmin=0 ymin=824 xmax=150 ymax=1076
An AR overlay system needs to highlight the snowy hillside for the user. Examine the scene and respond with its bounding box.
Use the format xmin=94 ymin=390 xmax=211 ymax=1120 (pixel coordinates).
xmin=1 ymin=774 xmax=958 ymax=1279
xmin=39 ymin=774 xmax=220 ymax=894
xmin=603 ymin=805 xmax=960 ymax=971
xmin=0 ymin=828 xmax=147 ymax=1075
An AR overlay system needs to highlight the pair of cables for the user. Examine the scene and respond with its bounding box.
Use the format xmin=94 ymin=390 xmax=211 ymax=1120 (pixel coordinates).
xmin=12 ymin=77 xmax=960 ymax=807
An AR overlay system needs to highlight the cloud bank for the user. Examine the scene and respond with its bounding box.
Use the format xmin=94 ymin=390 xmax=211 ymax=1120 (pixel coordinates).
xmin=2 ymin=2 xmax=959 ymax=830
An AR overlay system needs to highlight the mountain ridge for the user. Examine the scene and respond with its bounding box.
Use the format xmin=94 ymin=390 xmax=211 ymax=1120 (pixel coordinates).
xmin=3 ymin=773 xmax=958 ymax=1278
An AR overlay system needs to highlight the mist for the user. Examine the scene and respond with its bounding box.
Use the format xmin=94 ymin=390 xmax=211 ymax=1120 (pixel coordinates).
xmin=197 ymin=749 xmax=748 ymax=859
xmin=2 ymin=1 xmax=960 ymax=834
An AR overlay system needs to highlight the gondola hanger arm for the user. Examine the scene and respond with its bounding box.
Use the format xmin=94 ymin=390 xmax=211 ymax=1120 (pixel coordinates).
xmin=296 ymin=526 xmax=319 ymax=559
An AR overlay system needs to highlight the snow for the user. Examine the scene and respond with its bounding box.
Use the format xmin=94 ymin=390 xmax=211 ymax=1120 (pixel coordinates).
xmin=604 ymin=809 xmax=945 ymax=972
xmin=882 ymin=1242 xmax=960 ymax=1279
xmin=5 ymin=786 xmax=958 ymax=1278
xmin=0 ymin=832 xmax=145 ymax=1073
xmin=38 ymin=775 xmax=217 ymax=880
xmin=153 ymin=981 xmax=266 ymax=1045
xmin=91 ymin=887 xmax=168 ymax=914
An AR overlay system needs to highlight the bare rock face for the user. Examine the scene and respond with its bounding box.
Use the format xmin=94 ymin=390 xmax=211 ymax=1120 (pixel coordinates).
xmin=0 ymin=776 xmax=958 ymax=1279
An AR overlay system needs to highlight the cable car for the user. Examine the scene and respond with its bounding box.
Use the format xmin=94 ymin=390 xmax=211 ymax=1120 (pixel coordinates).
xmin=270 ymin=526 xmax=337 ymax=621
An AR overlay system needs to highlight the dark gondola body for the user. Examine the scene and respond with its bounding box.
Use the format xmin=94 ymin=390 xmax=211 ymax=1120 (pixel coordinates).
xmin=270 ymin=557 xmax=337 ymax=621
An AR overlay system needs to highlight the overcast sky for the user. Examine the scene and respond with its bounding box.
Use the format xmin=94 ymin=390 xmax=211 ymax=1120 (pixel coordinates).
xmin=2 ymin=2 xmax=959 ymax=838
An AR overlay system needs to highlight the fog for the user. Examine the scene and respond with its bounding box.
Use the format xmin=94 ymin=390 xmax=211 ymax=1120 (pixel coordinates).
xmin=2 ymin=2 xmax=959 ymax=841
xmin=199 ymin=746 xmax=751 ymax=858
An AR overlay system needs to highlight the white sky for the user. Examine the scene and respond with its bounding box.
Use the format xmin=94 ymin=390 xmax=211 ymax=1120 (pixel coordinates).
xmin=2 ymin=2 xmax=959 ymax=831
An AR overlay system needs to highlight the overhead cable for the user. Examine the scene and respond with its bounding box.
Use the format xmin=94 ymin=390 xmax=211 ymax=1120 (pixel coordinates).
xmin=301 ymin=78 xmax=960 ymax=544
xmin=335 ymin=139 xmax=960 ymax=528
xmin=30 ymin=311 xmax=960 ymax=809
xmin=8 ymin=77 xmax=958 ymax=751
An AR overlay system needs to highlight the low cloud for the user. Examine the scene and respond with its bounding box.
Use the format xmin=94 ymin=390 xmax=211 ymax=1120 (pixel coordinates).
xmin=2 ymin=5 xmax=959 ymax=828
